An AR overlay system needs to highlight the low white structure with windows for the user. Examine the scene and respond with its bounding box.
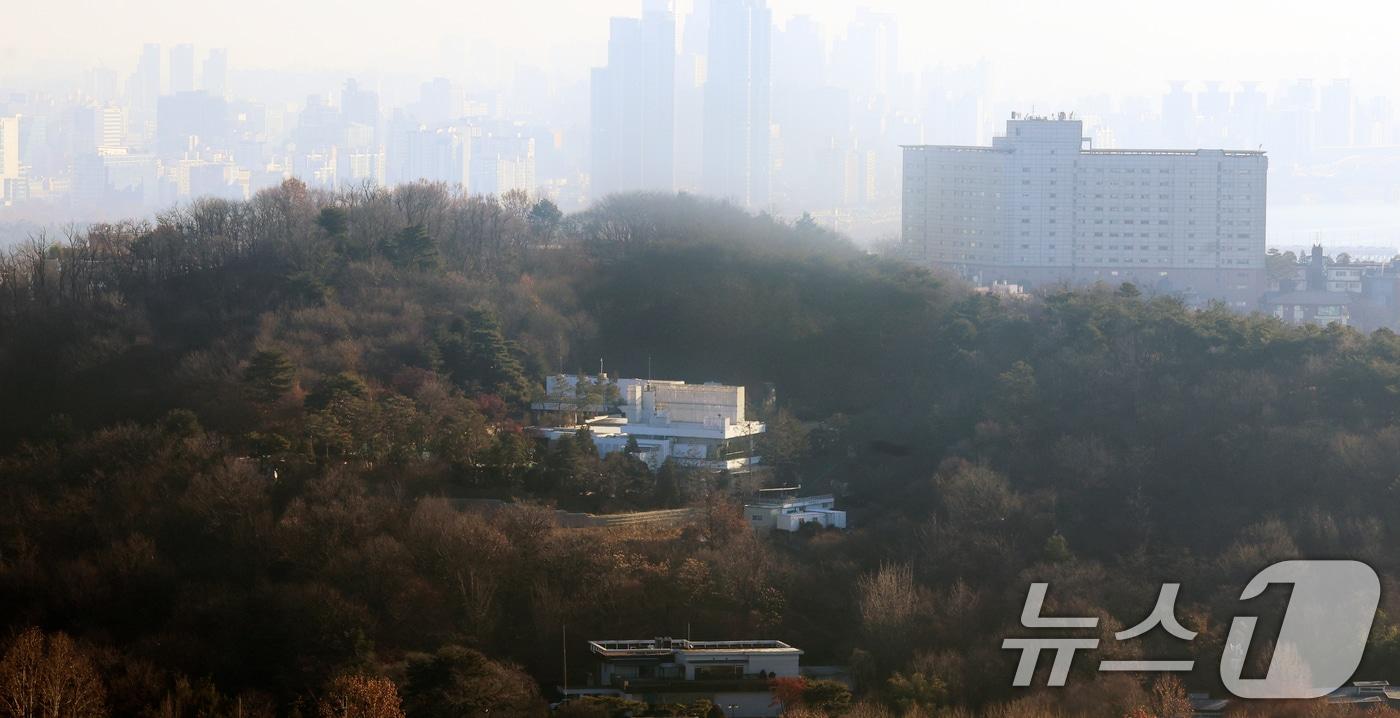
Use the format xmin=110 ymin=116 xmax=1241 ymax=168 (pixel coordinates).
xmin=586 ymin=638 xmax=801 ymax=717
xmin=745 ymin=494 xmax=846 ymax=531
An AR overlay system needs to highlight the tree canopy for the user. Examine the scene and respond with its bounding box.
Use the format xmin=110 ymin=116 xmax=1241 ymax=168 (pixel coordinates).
xmin=0 ymin=183 xmax=1396 ymax=716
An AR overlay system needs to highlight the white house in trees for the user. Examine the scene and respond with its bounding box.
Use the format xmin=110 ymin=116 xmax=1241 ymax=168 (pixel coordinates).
xmin=585 ymin=638 xmax=801 ymax=717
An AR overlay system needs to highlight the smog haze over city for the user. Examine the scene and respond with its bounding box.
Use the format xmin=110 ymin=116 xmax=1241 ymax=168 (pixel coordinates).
xmin=4 ymin=0 xmax=1400 ymax=249
xmin=10 ymin=3 xmax=1400 ymax=718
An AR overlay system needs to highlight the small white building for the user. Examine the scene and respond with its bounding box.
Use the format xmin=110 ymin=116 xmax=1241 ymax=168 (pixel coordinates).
xmin=532 ymin=374 xmax=766 ymax=472
xmin=744 ymin=494 xmax=846 ymax=532
xmin=587 ymin=638 xmax=802 ymax=717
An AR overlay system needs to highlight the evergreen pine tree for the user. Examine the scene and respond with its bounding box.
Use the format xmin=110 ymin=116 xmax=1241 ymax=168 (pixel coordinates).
xmin=243 ymin=350 xmax=295 ymax=404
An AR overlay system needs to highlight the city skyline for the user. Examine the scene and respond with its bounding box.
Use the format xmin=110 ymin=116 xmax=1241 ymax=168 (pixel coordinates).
xmin=6 ymin=1 xmax=1399 ymax=101
xmin=4 ymin=1 xmax=1400 ymax=251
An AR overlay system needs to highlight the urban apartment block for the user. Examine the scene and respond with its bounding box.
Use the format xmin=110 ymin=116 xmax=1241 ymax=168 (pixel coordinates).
xmin=901 ymin=115 xmax=1267 ymax=307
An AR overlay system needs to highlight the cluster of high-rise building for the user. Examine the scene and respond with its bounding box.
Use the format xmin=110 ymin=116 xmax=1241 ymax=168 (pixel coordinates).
xmin=0 ymin=0 xmax=922 ymax=238
xmin=589 ymin=1 xmax=909 ymax=224
xmin=5 ymin=3 xmax=1400 ymax=253
xmin=0 ymin=43 xmax=542 ymax=219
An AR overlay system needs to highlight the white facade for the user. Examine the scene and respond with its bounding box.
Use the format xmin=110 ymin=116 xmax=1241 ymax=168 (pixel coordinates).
xmin=533 ymin=374 xmax=765 ymax=471
xmin=902 ymin=116 xmax=1268 ymax=308
xmin=745 ymin=495 xmax=846 ymax=531
xmin=588 ymin=638 xmax=801 ymax=718
xmin=1325 ymin=263 xmax=1382 ymax=293
xmin=620 ymin=379 xmax=747 ymax=426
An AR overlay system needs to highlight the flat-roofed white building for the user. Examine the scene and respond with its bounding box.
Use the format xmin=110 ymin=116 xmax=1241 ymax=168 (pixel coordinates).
xmin=532 ymin=374 xmax=765 ymax=471
xmin=902 ymin=114 xmax=1267 ymax=308
xmin=744 ymin=494 xmax=846 ymax=532
xmin=587 ymin=638 xmax=801 ymax=717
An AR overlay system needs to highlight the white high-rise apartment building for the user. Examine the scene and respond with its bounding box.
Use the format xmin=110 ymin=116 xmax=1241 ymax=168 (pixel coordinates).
xmin=902 ymin=115 xmax=1267 ymax=307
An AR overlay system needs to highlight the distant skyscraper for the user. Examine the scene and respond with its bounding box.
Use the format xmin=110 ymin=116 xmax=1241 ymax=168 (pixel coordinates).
xmin=1198 ymin=81 xmax=1230 ymax=119
xmin=590 ymin=0 xmax=676 ymax=198
xmin=682 ymin=0 xmax=711 ymax=56
xmin=833 ymin=9 xmax=898 ymax=99
xmin=72 ymin=105 xmax=125 ymax=154
xmin=773 ymin=15 xmax=825 ymax=92
xmin=392 ymin=123 xmax=470 ymax=186
xmin=702 ymin=0 xmax=771 ymax=207
xmin=342 ymin=79 xmax=380 ymax=130
xmin=415 ymin=78 xmax=462 ymax=127
xmin=772 ymin=16 xmax=843 ymax=208
xmin=72 ymin=151 xmax=159 ymax=209
xmin=170 ymin=44 xmax=196 ymax=93
xmin=337 ymin=79 xmax=384 ymax=186
xmin=127 ymin=44 xmax=162 ymax=131
xmin=1162 ymin=81 xmax=1195 ymax=146
xmin=1230 ymin=81 xmax=1267 ymax=146
xmin=1319 ymin=79 xmax=1354 ymax=147
xmin=0 ymin=116 xmax=20 ymax=201
xmin=674 ymin=0 xmax=710 ymax=193
xmin=157 ymin=92 xmax=228 ymax=158
xmin=203 ymin=49 xmax=229 ymax=99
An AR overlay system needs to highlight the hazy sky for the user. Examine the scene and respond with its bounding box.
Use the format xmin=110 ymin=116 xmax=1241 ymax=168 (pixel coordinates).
xmin=6 ymin=0 xmax=1399 ymax=101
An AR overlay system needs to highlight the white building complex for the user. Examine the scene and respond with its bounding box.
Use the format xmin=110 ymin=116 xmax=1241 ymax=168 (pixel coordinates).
xmin=584 ymin=638 xmax=802 ymax=717
xmin=532 ymin=374 xmax=765 ymax=472
xmin=902 ymin=114 xmax=1267 ymax=308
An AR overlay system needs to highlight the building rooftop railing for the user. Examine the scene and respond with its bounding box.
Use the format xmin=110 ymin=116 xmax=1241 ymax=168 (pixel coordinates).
xmin=745 ymin=494 xmax=835 ymax=509
xmin=901 ymin=145 xmax=1012 ymax=153
xmin=589 ymin=639 xmax=799 ymax=655
xmin=1082 ymin=148 xmax=1266 ymax=156
xmin=901 ymin=145 xmax=1265 ymax=157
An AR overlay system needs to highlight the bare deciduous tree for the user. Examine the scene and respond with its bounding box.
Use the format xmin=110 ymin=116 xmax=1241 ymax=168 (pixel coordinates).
xmin=0 ymin=627 xmax=108 ymax=718
xmin=316 ymin=675 xmax=404 ymax=718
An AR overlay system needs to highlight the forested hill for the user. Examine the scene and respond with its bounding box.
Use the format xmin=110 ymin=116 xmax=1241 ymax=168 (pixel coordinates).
xmin=3 ymin=181 xmax=1400 ymax=717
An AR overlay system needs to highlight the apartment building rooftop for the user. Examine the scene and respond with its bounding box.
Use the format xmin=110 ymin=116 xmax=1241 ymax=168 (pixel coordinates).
xmin=903 ymin=113 xmax=1265 ymax=155
xmin=900 ymin=143 xmax=1265 ymax=157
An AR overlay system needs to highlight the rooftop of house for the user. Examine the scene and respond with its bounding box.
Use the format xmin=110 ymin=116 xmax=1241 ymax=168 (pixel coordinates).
xmin=745 ymin=494 xmax=836 ymax=510
xmin=589 ymin=639 xmax=800 ymax=658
